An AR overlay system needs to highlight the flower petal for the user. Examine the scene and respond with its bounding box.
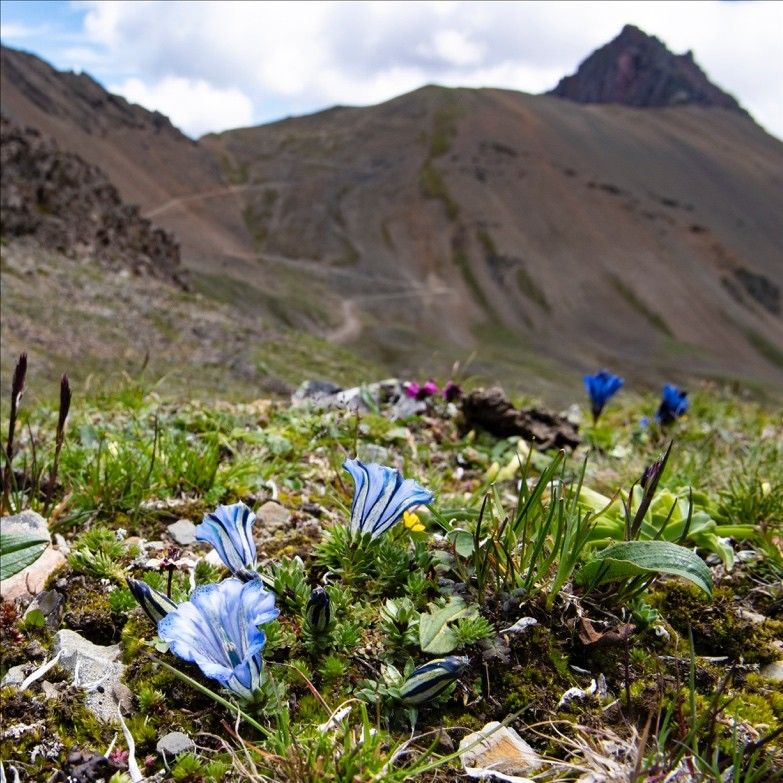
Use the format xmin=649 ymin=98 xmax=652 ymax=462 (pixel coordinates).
xmin=195 ymin=503 xmax=257 ymax=574
xmin=343 ymin=459 xmax=434 ymax=539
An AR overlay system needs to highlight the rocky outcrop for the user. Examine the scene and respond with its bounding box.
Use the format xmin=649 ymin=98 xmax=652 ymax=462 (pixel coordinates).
xmin=549 ymin=24 xmax=747 ymax=114
xmin=0 ymin=117 xmax=188 ymax=287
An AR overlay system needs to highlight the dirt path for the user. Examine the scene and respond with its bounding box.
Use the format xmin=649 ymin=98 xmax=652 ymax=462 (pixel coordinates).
xmin=143 ymin=183 xmax=282 ymax=218
xmin=326 ymin=284 xmax=458 ymax=344
xmin=327 ymin=299 xmax=363 ymax=344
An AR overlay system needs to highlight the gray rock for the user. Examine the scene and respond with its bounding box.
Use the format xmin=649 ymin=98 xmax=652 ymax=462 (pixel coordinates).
xmin=167 ymin=519 xmax=197 ymax=546
xmin=1 ymin=510 xmax=49 ymax=540
xmin=1 ymin=663 xmax=31 ymax=688
xmin=23 ymin=590 xmax=65 ymax=631
xmin=255 ymin=501 xmax=291 ymax=533
xmin=292 ymin=379 xmax=343 ymax=404
xmin=156 ymin=731 xmax=195 ymax=759
xmin=53 ymin=629 xmax=129 ymax=721
xmin=53 ymin=533 xmax=70 ymax=555
xmin=294 ymin=378 xmax=405 ymax=412
xmin=389 ymin=396 xmax=426 ymax=419
xmin=357 ymin=443 xmax=390 ymax=465
xmin=760 ymin=661 xmax=783 ymax=682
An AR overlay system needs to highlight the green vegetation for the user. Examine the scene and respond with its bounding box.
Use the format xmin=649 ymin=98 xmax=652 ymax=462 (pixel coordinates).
xmin=609 ymin=273 xmax=673 ymax=336
xmin=745 ymin=327 xmax=783 ymax=369
xmin=516 ymin=265 xmax=551 ymax=312
xmin=418 ymin=161 xmax=459 ymax=221
xmin=1 ymin=372 xmax=782 ymax=780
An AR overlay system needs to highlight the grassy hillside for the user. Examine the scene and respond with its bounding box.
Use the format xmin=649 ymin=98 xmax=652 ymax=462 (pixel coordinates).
xmin=1 ymin=367 xmax=781 ymax=780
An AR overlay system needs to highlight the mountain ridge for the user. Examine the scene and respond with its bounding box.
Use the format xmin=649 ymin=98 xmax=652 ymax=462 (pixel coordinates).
xmin=2 ymin=34 xmax=782 ymax=394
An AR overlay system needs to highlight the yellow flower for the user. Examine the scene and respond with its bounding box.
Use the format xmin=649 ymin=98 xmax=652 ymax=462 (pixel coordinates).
xmin=403 ymin=510 xmax=425 ymax=533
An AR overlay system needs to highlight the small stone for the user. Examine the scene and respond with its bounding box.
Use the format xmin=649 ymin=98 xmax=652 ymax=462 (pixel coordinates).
xmin=53 ymin=629 xmax=126 ymax=722
xmin=156 ymin=731 xmax=195 ymax=759
xmin=0 ymin=511 xmax=65 ymax=601
xmin=23 ymin=590 xmax=65 ymax=631
xmin=255 ymin=501 xmax=291 ymax=533
xmin=459 ymin=721 xmax=540 ymax=778
xmin=291 ymin=379 xmax=343 ymax=404
xmin=760 ymin=661 xmax=783 ymax=682
xmin=736 ymin=608 xmax=767 ymax=625
xmin=357 ymin=443 xmax=390 ymax=465
xmin=1 ymin=663 xmax=31 ymax=688
xmin=0 ymin=548 xmax=66 ymax=601
xmin=167 ymin=519 xmax=197 ymax=546
xmin=53 ymin=533 xmax=70 ymax=555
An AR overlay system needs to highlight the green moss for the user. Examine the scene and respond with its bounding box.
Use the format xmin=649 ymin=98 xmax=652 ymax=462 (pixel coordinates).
xmin=63 ymin=577 xmax=125 ymax=645
xmin=608 ymin=273 xmax=672 ymax=336
xmin=650 ymin=583 xmax=783 ymax=664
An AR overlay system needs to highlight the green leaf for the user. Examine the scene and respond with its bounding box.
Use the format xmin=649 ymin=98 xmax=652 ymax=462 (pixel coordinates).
xmin=0 ymin=531 xmax=49 ymax=581
xmin=450 ymin=530 xmax=475 ymax=559
xmin=418 ymin=596 xmax=473 ymax=654
xmin=576 ymin=540 xmax=712 ymax=597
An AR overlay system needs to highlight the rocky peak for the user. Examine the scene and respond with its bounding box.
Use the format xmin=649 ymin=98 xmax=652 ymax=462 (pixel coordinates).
xmin=0 ymin=116 xmax=187 ymax=287
xmin=549 ymin=24 xmax=747 ymax=114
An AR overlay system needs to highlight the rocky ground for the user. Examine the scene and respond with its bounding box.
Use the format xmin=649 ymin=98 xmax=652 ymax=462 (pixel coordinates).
xmin=0 ymin=379 xmax=781 ymax=781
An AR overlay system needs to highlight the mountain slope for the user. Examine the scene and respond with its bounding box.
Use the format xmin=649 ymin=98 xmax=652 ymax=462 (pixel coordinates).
xmin=203 ymin=83 xmax=783 ymax=388
xmin=2 ymin=36 xmax=782 ymax=395
xmin=0 ymin=45 xmax=253 ymax=266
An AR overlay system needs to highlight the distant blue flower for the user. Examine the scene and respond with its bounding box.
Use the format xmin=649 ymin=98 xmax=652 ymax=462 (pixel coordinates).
xmin=656 ymin=384 xmax=688 ymax=425
xmin=158 ymin=578 xmax=278 ymax=699
xmin=195 ymin=503 xmax=257 ymax=579
xmin=583 ymin=370 xmax=624 ymax=422
xmin=343 ymin=459 xmax=434 ymax=539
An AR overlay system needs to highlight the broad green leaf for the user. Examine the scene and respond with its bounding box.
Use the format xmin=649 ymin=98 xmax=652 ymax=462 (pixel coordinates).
xmin=450 ymin=530 xmax=475 ymax=559
xmin=418 ymin=596 xmax=473 ymax=654
xmin=576 ymin=540 xmax=712 ymax=597
xmin=0 ymin=531 xmax=49 ymax=581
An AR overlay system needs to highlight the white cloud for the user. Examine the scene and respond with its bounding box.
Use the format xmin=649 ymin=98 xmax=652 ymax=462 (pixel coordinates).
xmin=0 ymin=21 xmax=48 ymax=39
xmin=111 ymin=76 xmax=254 ymax=137
xmin=58 ymin=1 xmax=783 ymax=139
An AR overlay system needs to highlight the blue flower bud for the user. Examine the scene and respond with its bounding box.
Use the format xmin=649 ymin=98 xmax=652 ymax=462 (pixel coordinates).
xmin=306 ymin=587 xmax=331 ymax=634
xmin=126 ymin=577 xmax=178 ymax=626
xmin=399 ymin=656 xmax=470 ymax=706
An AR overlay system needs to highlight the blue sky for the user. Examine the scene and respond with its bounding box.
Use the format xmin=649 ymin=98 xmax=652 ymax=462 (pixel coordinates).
xmin=2 ymin=1 xmax=781 ymax=139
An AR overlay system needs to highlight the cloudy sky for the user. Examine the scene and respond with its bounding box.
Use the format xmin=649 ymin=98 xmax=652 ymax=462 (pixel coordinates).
xmin=1 ymin=0 xmax=782 ymax=139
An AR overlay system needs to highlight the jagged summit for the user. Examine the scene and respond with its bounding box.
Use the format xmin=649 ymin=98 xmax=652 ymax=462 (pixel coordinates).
xmin=549 ymin=24 xmax=747 ymax=115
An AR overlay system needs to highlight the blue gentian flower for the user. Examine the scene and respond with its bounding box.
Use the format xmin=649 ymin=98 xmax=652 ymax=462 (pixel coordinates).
xmin=195 ymin=502 xmax=257 ymax=580
xmin=343 ymin=459 xmax=434 ymax=539
xmin=583 ymin=370 xmax=624 ymax=422
xmin=158 ymin=578 xmax=278 ymax=699
xmin=656 ymin=384 xmax=688 ymax=425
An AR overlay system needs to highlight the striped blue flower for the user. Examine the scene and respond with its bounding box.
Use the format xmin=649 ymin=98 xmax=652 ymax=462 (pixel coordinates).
xmin=583 ymin=370 xmax=624 ymax=422
xmin=126 ymin=577 xmax=178 ymax=626
xmin=656 ymin=384 xmax=688 ymax=425
xmin=400 ymin=656 xmax=470 ymax=705
xmin=195 ymin=502 xmax=257 ymax=578
xmin=158 ymin=577 xmax=278 ymax=699
xmin=343 ymin=459 xmax=434 ymax=540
